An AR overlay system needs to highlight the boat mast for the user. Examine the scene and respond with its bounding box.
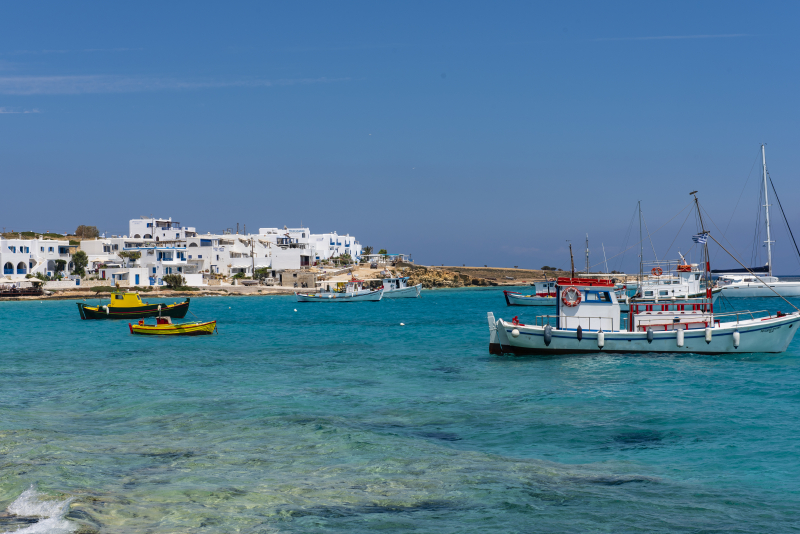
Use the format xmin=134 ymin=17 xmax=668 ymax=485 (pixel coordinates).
xmin=585 ymin=234 xmax=590 ymax=274
xmin=602 ymin=243 xmax=608 ymax=274
xmin=691 ymin=191 xmax=711 ymax=310
xmin=638 ymin=201 xmax=643 ymax=291
xmin=762 ymin=144 xmax=773 ymax=277
xmin=569 ymin=243 xmax=575 ymax=279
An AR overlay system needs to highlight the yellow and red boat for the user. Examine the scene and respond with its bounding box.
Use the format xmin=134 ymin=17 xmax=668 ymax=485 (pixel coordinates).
xmin=129 ymin=316 xmax=216 ymax=336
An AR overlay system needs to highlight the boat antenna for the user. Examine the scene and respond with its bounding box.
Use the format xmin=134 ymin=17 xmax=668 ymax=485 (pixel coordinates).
xmin=762 ymin=144 xmax=773 ymax=277
xmin=569 ymin=242 xmax=575 ymax=279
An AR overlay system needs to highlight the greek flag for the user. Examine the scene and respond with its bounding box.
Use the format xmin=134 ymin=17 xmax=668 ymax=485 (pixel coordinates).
xmin=692 ymin=232 xmax=709 ymax=244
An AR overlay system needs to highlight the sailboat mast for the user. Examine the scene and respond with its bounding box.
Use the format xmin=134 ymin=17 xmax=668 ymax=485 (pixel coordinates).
xmin=762 ymin=144 xmax=773 ymax=277
xmin=569 ymin=243 xmax=575 ymax=279
xmin=602 ymin=243 xmax=608 ymax=274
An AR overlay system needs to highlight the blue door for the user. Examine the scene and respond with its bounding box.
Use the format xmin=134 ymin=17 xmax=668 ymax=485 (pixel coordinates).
xmin=135 ymin=274 xmax=140 ymax=285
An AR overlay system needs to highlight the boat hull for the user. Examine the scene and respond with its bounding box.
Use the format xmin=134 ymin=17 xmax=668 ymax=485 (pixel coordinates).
xmin=719 ymin=281 xmax=800 ymax=297
xmin=296 ymin=289 xmax=383 ymax=302
xmin=382 ymin=284 xmax=422 ymax=298
xmin=488 ymin=312 xmax=800 ymax=355
xmin=77 ymin=299 xmax=190 ymax=320
xmin=129 ymin=320 xmax=216 ymax=336
xmin=504 ymin=290 xmax=557 ymax=306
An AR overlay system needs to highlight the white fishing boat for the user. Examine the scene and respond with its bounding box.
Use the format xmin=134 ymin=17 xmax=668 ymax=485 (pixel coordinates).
xmin=382 ymin=276 xmax=422 ymax=298
xmin=714 ymin=145 xmax=800 ymax=298
xmin=488 ymin=194 xmax=800 ymax=355
xmin=504 ymin=280 xmax=558 ymax=306
xmin=488 ymin=277 xmax=799 ymax=355
xmin=296 ymin=279 xmax=383 ymax=302
xmin=617 ymin=259 xmax=721 ymax=311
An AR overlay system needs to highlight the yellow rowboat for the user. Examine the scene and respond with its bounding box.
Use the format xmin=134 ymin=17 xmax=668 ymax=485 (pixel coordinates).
xmin=129 ymin=317 xmax=217 ymax=336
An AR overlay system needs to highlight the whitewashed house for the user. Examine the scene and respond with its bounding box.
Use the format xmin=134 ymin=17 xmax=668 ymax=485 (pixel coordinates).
xmin=1 ymin=236 xmax=74 ymax=280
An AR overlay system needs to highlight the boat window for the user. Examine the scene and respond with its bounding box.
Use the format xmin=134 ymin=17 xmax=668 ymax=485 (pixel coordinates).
xmin=115 ymin=295 xmax=124 ymax=300
xmin=598 ymin=292 xmax=610 ymax=302
xmin=659 ymin=290 xmax=669 ymax=296
xmin=645 ymin=291 xmax=654 ymax=297
xmin=744 ymin=278 xmax=754 ymax=282
xmin=695 ymin=274 xmax=701 ymax=280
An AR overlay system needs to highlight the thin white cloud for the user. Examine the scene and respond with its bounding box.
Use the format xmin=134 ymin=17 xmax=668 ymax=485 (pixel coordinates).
xmin=594 ymin=33 xmax=751 ymax=42
xmin=3 ymin=48 xmax=143 ymax=55
xmin=0 ymin=107 xmax=41 ymax=114
xmin=0 ymin=75 xmax=348 ymax=95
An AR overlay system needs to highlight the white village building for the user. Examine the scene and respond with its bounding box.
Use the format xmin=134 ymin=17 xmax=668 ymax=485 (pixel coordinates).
xmin=1 ymin=236 xmax=74 ymax=281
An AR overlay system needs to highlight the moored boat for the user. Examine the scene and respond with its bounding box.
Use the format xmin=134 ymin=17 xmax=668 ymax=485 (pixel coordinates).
xmin=77 ymin=291 xmax=190 ymax=320
xmin=504 ymin=280 xmax=558 ymax=306
xmin=296 ymin=279 xmax=383 ymax=302
xmin=489 ymin=277 xmax=800 ymax=355
xmin=129 ymin=316 xmax=216 ymax=336
xmin=382 ymin=276 xmax=422 ymax=298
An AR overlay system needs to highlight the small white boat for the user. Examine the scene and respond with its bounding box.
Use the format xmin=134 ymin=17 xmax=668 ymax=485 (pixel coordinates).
xmin=489 ymin=277 xmax=800 ymax=355
xmin=504 ymin=290 xmax=557 ymax=306
xmin=382 ymin=276 xmax=422 ymax=298
xmin=296 ymin=279 xmax=383 ymax=302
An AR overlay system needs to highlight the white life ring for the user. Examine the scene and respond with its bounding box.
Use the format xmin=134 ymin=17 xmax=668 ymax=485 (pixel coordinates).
xmin=561 ymin=286 xmax=582 ymax=307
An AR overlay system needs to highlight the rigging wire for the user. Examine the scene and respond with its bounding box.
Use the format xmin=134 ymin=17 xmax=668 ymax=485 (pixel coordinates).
xmin=585 ymin=201 xmax=694 ymax=272
xmin=713 ymin=149 xmax=761 ymax=262
xmin=639 ymin=208 xmax=659 ymax=261
xmin=661 ymin=207 xmax=694 ymax=260
xmin=614 ymin=204 xmax=639 ymax=273
xmin=749 ymin=182 xmax=764 ymax=268
xmin=698 ymin=205 xmax=748 ymax=265
xmin=769 ymin=176 xmax=800 ymax=272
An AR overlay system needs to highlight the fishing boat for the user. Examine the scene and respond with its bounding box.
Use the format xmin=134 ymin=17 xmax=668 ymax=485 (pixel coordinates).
xmin=129 ymin=316 xmax=216 ymax=336
xmin=296 ymin=279 xmax=383 ymax=302
xmin=488 ymin=194 xmax=800 ymax=355
xmin=714 ymin=145 xmax=800 ymax=297
xmin=382 ymin=276 xmax=422 ymax=298
xmin=616 ymin=259 xmax=721 ymax=311
xmin=504 ymin=280 xmax=558 ymax=306
xmin=77 ymin=291 xmax=190 ymax=320
xmin=488 ymin=277 xmax=799 ymax=355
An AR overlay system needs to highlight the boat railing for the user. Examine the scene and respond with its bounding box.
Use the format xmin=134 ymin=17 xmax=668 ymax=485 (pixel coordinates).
xmin=630 ymin=301 xmax=711 ymax=314
xmin=534 ymin=315 xmax=616 ymax=332
xmin=713 ymin=310 xmax=770 ymax=324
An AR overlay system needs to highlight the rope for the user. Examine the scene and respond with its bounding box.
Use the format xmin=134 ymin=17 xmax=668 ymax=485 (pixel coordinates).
xmin=706 ymin=233 xmax=799 ymax=311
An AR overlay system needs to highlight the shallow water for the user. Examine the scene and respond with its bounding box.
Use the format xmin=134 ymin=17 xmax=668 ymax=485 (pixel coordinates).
xmin=1 ymin=289 xmax=799 ymax=533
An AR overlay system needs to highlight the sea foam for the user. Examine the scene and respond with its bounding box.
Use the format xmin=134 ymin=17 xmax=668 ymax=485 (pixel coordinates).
xmin=2 ymin=485 xmax=74 ymax=534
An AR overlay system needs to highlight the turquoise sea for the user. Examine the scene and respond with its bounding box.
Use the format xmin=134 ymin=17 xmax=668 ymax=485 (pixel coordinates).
xmin=1 ymin=288 xmax=800 ymax=533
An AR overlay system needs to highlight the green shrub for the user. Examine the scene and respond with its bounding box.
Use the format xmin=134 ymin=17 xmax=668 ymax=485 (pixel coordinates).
xmin=90 ymin=286 xmax=117 ymax=293
xmin=162 ymin=274 xmax=186 ymax=289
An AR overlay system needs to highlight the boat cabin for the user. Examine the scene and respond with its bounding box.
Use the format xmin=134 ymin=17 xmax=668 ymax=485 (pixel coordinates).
xmin=383 ymin=277 xmax=410 ymax=291
xmin=632 ymin=263 xmax=705 ymax=300
xmin=533 ymin=280 xmax=557 ymax=297
xmin=555 ymin=278 xmax=620 ymax=332
xmin=108 ymin=292 xmax=145 ymax=308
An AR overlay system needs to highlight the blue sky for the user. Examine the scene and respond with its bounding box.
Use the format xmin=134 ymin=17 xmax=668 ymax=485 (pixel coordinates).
xmin=3 ymin=1 xmax=800 ymax=272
